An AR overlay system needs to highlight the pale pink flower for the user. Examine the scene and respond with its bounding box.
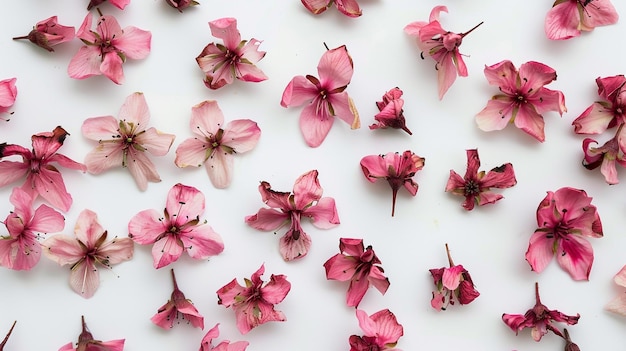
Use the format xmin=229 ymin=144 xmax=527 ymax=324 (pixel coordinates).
xmin=281 ymin=45 xmax=360 ymax=147
xmin=151 ymin=269 xmax=204 ymax=329
xmin=581 ymin=137 xmax=626 ymax=184
xmin=349 ymin=309 xmax=403 ymax=351
xmin=369 ymin=87 xmax=412 ymax=135
xmin=0 ymin=78 xmax=17 ymax=120
xmin=87 ymin=0 xmax=130 ymax=10
xmin=301 ymin=0 xmax=362 ymax=17
xmin=43 ymin=209 xmax=134 ymax=299
xmin=475 ymin=60 xmax=567 ymax=142
xmin=175 ymin=100 xmax=260 ymax=189
xmin=81 ymin=92 xmax=175 ymax=191
xmin=217 ymin=264 xmax=290 ymax=334
xmin=245 ymin=170 xmax=339 ymax=261
xmin=196 ymin=18 xmax=267 ymax=90
xmin=605 ymin=264 xmax=626 ymax=316
xmin=324 ymin=238 xmax=390 ymax=307
xmin=12 ymin=16 xmax=75 ymax=52
xmin=166 ymin=0 xmax=199 ymax=12
xmin=0 ymin=321 xmax=16 ymax=351
xmin=59 ymin=316 xmax=125 ymax=351
xmin=525 ymin=187 xmax=603 ymax=281
xmin=68 ymin=13 xmax=151 ymax=85
xmin=572 ymin=75 xmax=626 ymax=135
xmin=0 ymin=126 xmax=86 ymax=211
xmin=429 ymin=244 xmax=479 ymax=311
xmin=545 ymin=0 xmax=619 ymax=40
xmin=199 ymin=324 xmax=249 ymax=351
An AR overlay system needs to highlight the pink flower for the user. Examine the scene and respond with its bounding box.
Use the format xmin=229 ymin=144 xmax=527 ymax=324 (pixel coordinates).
xmin=525 ymin=187 xmax=603 ymax=281
xmin=301 ymin=0 xmax=362 ymax=17
xmin=199 ymin=324 xmax=249 ymax=351
xmin=349 ymin=309 xmax=403 ymax=351
xmin=217 ymin=264 xmax=291 ymax=334
xmin=196 ymin=18 xmax=267 ymax=90
xmin=324 ymin=238 xmax=390 ymax=307
xmin=81 ymin=92 xmax=175 ymax=191
xmin=360 ymin=150 xmax=425 ymax=216
xmin=502 ymin=282 xmax=579 ymax=341
xmin=429 ymin=244 xmax=479 ymax=311
xmin=166 ymin=0 xmax=199 ymax=12
xmin=0 ymin=78 xmax=17 ymax=120
xmin=0 ymin=126 xmax=86 ymax=211
xmin=281 ymin=45 xmax=360 ymax=147
xmin=605 ymin=264 xmax=626 ymax=316
xmin=581 ymin=137 xmax=626 ymax=184
xmin=87 ymin=0 xmax=130 ymax=10
xmin=151 ymin=269 xmax=204 ymax=329
xmin=369 ymin=87 xmax=412 ymax=135
xmin=59 ymin=316 xmax=125 ymax=351
xmin=43 ymin=209 xmax=134 ymax=299
xmin=68 ymin=13 xmax=151 ymax=85
xmin=475 ymin=60 xmax=567 ymax=142
xmin=245 ymin=170 xmax=339 ymax=261
xmin=572 ymin=75 xmax=626 ymax=135
xmin=545 ymin=0 xmax=619 ymax=40
xmin=12 ymin=16 xmax=75 ymax=52
xmin=0 ymin=321 xmax=16 ymax=351
xmin=404 ymin=6 xmax=482 ymax=100
xmin=445 ymin=149 xmax=516 ymax=210
xmin=128 ymin=183 xmax=224 ymax=269
xmin=175 ymin=100 xmax=261 ymax=188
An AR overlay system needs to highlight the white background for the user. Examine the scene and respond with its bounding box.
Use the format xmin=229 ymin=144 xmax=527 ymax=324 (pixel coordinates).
xmin=1 ymin=0 xmax=626 ymax=350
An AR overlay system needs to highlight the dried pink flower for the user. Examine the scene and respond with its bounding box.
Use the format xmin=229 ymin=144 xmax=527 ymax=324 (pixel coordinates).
xmin=429 ymin=244 xmax=479 ymax=310
xmin=165 ymin=0 xmax=199 ymax=12
xmin=545 ymin=0 xmax=618 ymax=40
xmin=0 ymin=78 xmax=17 ymax=120
xmin=349 ymin=309 xmax=403 ymax=351
xmin=59 ymin=316 xmax=125 ymax=351
xmin=605 ymin=264 xmax=626 ymax=316
xmin=572 ymin=75 xmax=626 ymax=135
xmin=12 ymin=16 xmax=75 ymax=52
xmin=369 ymin=87 xmax=412 ymax=135
xmin=151 ymin=269 xmax=204 ymax=330
xmin=87 ymin=0 xmax=130 ymax=10
xmin=563 ymin=329 xmax=581 ymax=351
xmin=581 ymin=137 xmax=626 ymax=184
xmin=199 ymin=324 xmax=249 ymax=351
xmin=0 ymin=321 xmax=16 ymax=351
xmin=301 ymin=0 xmax=362 ymax=17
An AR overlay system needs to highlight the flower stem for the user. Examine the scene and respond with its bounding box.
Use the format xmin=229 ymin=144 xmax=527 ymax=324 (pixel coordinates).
xmin=391 ymin=189 xmax=397 ymax=217
xmin=534 ymin=281 xmax=541 ymax=303
xmin=462 ymin=21 xmax=484 ymax=37
xmin=445 ymin=243 xmax=455 ymax=267
xmin=12 ymin=36 xmax=28 ymax=40
xmin=0 ymin=321 xmax=16 ymax=348
xmin=171 ymin=268 xmax=179 ymax=290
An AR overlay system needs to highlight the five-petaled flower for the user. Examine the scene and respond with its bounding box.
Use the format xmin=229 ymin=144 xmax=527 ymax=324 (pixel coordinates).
xmin=324 ymin=238 xmax=390 ymax=307
xmin=0 ymin=77 xmax=17 ymax=120
xmin=429 ymin=243 xmax=480 ymax=311
xmin=525 ymin=187 xmax=603 ymax=281
xmin=87 ymin=0 xmax=130 ymax=10
xmin=59 ymin=316 xmax=125 ymax=351
xmin=349 ymin=309 xmax=403 ymax=351
xmin=369 ymin=87 xmax=412 ymax=135
xmin=245 ymin=170 xmax=339 ymax=261
xmin=217 ymin=264 xmax=291 ymax=334
xmin=301 ymin=0 xmax=362 ymax=17
xmin=572 ymin=75 xmax=626 ymax=135
xmin=545 ymin=0 xmax=619 ymax=40
xmin=165 ymin=0 xmax=199 ymax=12
xmin=175 ymin=100 xmax=261 ymax=189
xmin=0 ymin=321 xmax=16 ymax=351
xmin=199 ymin=324 xmax=249 ymax=351
xmin=605 ymin=264 xmax=626 ymax=316
xmin=128 ymin=183 xmax=224 ymax=269
xmin=281 ymin=44 xmax=360 ymax=147
xmin=43 ymin=209 xmax=134 ymax=299
xmin=151 ymin=269 xmax=204 ymax=329
xmin=12 ymin=16 xmax=75 ymax=52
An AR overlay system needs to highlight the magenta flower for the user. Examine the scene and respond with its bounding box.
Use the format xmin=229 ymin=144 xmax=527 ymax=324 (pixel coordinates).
xmin=475 ymin=60 xmax=567 ymax=142
xmin=43 ymin=209 xmax=134 ymax=299
xmin=175 ymin=100 xmax=261 ymax=189
xmin=245 ymin=170 xmax=339 ymax=261
xmin=217 ymin=264 xmax=291 ymax=334
xmin=349 ymin=309 xmax=403 ymax=351
xmin=12 ymin=16 xmax=75 ymax=52
xmin=0 ymin=78 xmax=17 ymax=120
xmin=572 ymin=75 xmax=626 ymax=135
xmin=166 ymin=0 xmax=199 ymax=12
xmin=605 ymin=265 xmax=626 ymax=316
xmin=87 ymin=0 xmax=130 ymax=10
xmin=68 ymin=13 xmax=151 ymax=85
xmin=81 ymin=92 xmax=175 ymax=191
xmin=281 ymin=45 xmax=360 ymax=147
xmin=324 ymin=238 xmax=390 ymax=307
xmin=152 ymin=269 xmax=204 ymax=329
xmin=59 ymin=316 xmax=125 ymax=351
xmin=369 ymin=87 xmax=412 ymax=135
xmin=545 ymin=0 xmax=618 ymax=40
xmin=525 ymin=187 xmax=603 ymax=281
xmin=128 ymin=183 xmax=224 ymax=269
xmin=196 ymin=18 xmax=267 ymax=90
xmin=0 ymin=321 xmax=16 ymax=351
xmin=429 ymin=244 xmax=479 ymax=311
xmin=360 ymin=150 xmax=425 ymax=216
xmin=445 ymin=149 xmax=516 ymax=211
xmin=581 ymin=137 xmax=626 ymax=184
xmin=301 ymin=0 xmax=362 ymax=17
xmin=199 ymin=324 xmax=249 ymax=351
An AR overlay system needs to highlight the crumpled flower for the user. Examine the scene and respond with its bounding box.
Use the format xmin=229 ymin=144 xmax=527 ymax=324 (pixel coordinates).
xmin=175 ymin=100 xmax=261 ymax=189
xmin=196 ymin=18 xmax=267 ymax=90
xmin=404 ymin=6 xmax=482 ymax=99
xmin=502 ymin=282 xmax=579 ymax=341
xmin=128 ymin=183 xmax=224 ymax=269
xmin=605 ymin=264 xmax=626 ymax=316
xmin=199 ymin=324 xmax=249 ymax=351
xmin=43 ymin=209 xmax=134 ymax=298
xmin=0 ymin=321 xmax=16 ymax=351
xmin=151 ymin=269 xmax=204 ymax=329
xmin=281 ymin=45 xmax=360 ymax=147
xmin=301 ymin=0 xmax=362 ymax=17
xmin=572 ymin=75 xmax=626 ymax=135
xmin=12 ymin=16 xmax=75 ymax=52
xmin=349 ymin=309 xmax=403 ymax=351
xmin=475 ymin=60 xmax=567 ymax=142
xmin=324 ymin=238 xmax=390 ymax=307
xmin=217 ymin=264 xmax=290 ymax=334
xmin=166 ymin=0 xmax=199 ymax=12
xmin=445 ymin=149 xmax=516 ymax=210
xmin=245 ymin=170 xmax=339 ymax=261
xmin=526 ymin=187 xmax=603 ymax=281
xmin=68 ymin=13 xmax=151 ymax=85
xmin=581 ymin=137 xmax=626 ymax=184
xmin=82 ymin=92 xmax=175 ymax=191
xmin=59 ymin=316 xmax=125 ymax=351
xmin=360 ymin=150 xmax=425 ymax=216
xmin=545 ymin=0 xmax=619 ymax=40
xmin=0 ymin=126 xmax=86 ymax=211
xmin=0 ymin=78 xmax=17 ymax=120
xmin=87 ymin=0 xmax=130 ymax=10
xmin=429 ymin=243 xmax=479 ymax=311
xmin=369 ymin=87 xmax=412 ymax=135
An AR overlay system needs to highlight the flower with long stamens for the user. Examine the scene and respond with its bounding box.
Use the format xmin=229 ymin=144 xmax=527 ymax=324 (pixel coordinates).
xmin=0 ymin=78 xmax=17 ymax=120
xmin=152 ymin=269 xmax=204 ymax=329
xmin=59 ymin=316 xmax=125 ymax=351
xmin=429 ymin=243 xmax=479 ymax=310
xmin=349 ymin=309 xmax=403 ymax=351
xmin=545 ymin=0 xmax=619 ymax=40
xmin=301 ymin=0 xmax=362 ymax=17
xmin=12 ymin=16 xmax=75 ymax=52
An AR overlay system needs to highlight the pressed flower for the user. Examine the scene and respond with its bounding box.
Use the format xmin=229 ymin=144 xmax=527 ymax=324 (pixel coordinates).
xmin=404 ymin=6 xmax=483 ymax=99
xmin=545 ymin=0 xmax=619 ymax=40
xmin=199 ymin=324 xmax=249 ymax=351
xmin=349 ymin=309 xmax=403 ymax=351
xmin=502 ymin=282 xmax=579 ymax=341
xmin=245 ymin=170 xmax=339 ymax=261
xmin=0 ymin=321 xmax=16 ymax=351
xmin=87 ymin=0 xmax=130 ymax=10
xmin=281 ymin=44 xmax=360 ymax=147
xmin=196 ymin=18 xmax=267 ymax=90
xmin=369 ymin=87 xmax=412 ymax=135
xmin=525 ymin=187 xmax=603 ymax=280
xmin=175 ymin=100 xmax=261 ymax=188
xmin=68 ymin=12 xmax=151 ymax=84
xmin=59 ymin=316 xmax=125 ymax=351
xmin=217 ymin=264 xmax=290 ymax=334
xmin=151 ymin=269 xmax=204 ymax=329
xmin=605 ymin=264 xmax=626 ymax=316
xmin=429 ymin=243 xmax=479 ymax=311
xmin=166 ymin=0 xmax=199 ymax=12
xmin=43 ymin=209 xmax=134 ymax=298
xmin=0 ymin=78 xmax=17 ymax=120
xmin=301 ymin=0 xmax=362 ymax=17
xmin=128 ymin=183 xmax=224 ymax=269
xmin=324 ymin=238 xmax=390 ymax=307
xmin=360 ymin=150 xmax=425 ymax=216
xmin=445 ymin=149 xmax=516 ymax=210
xmin=0 ymin=126 xmax=86 ymax=211
xmin=12 ymin=16 xmax=75 ymax=52
xmin=572 ymin=75 xmax=626 ymax=135
xmin=81 ymin=92 xmax=175 ymax=191
xmin=581 ymin=137 xmax=626 ymax=184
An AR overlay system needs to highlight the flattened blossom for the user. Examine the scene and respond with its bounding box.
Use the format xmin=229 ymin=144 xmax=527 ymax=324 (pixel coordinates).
xmin=151 ymin=269 xmax=204 ymax=329
xmin=545 ymin=0 xmax=619 ymax=40
xmin=605 ymin=264 xmax=626 ymax=316
xmin=199 ymin=324 xmax=249 ymax=351
xmin=369 ymin=87 xmax=412 ymax=135
xmin=301 ymin=0 xmax=362 ymax=17
xmin=429 ymin=244 xmax=479 ymax=311
xmin=59 ymin=316 xmax=125 ymax=351
xmin=12 ymin=16 xmax=75 ymax=52
xmin=349 ymin=309 xmax=403 ymax=351
xmin=0 ymin=78 xmax=17 ymax=120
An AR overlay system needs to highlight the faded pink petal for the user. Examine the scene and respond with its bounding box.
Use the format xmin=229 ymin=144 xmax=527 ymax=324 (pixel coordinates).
xmin=112 ymin=26 xmax=151 ymax=60
xmin=126 ymin=150 xmax=162 ymax=191
xmin=67 ymin=46 xmax=103 ymax=80
xmin=546 ymin=0 xmax=619 ymax=40
xmin=441 ymin=265 xmax=464 ymax=290
xmin=0 ymin=78 xmax=17 ymax=116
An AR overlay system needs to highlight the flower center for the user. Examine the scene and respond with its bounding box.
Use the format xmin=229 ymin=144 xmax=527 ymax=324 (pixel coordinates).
xmin=464 ymin=180 xmax=480 ymax=196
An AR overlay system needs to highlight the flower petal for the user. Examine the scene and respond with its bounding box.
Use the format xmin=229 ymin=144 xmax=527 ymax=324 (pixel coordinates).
xmin=525 ymin=230 xmax=555 ymax=274
xmin=245 ymin=208 xmax=289 ymax=231
xmin=318 ymin=45 xmax=353 ymax=89
xmin=336 ymin=0 xmax=362 ymax=17
xmin=556 ymin=233 xmax=594 ymax=281
xmin=323 ymin=254 xmax=357 ymax=281
xmin=302 ymin=197 xmax=340 ymax=229
xmin=174 ymin=137 xmax=208 ymax=168
xmin=69 ymin=259 xmax=100 ymax=298
xmin=134 ymin=128 xmax=175 ymax=156
xmin=179 ymin=225 xmax=224 ymax=260
xmin=151 ymin=235 xmax=184 ymax=269
xmin=475 ymin=99 xmax=514 ymax=132
xmin=112 ymin=26 xmax=151 ymax=60
xmin=43 ymin=235 xmax=83 ymax=266
xmin=260 ymin=273 xmax=291 ymax=304
xmin=128 ymin=209 xmax=166 ymax=245
xmin=301 ymin=0 xmax=331 ymax=15
xmin=191 ymin=100 xmax=225 ymax=137
xmin=100 ymin=52 xmax=125 ymax=85
xmin=118 ymin=92 xmax=151 ymax=127
xmin=279 ymin=229 xmax=311 ymax=260
xmin=165 ymin=184 xmax=204 ymax=225
xmin=205 ymin=148 xmax=234 ymax=188
xmin=512 ymin=104 xmax=546 ymax=142
xmin=299 ymin=101 xmax=334 ymax=147
xmin=84 ymin=142 xmax=124 ymax=174
xmin=545 ymin=1 xmax=581 ymax=40
xmin=222 ymin=119 xmax=261 ymax=153
xmin=68 ymin=46 xmax=102 ymax=80
xmin=126 ymin=149 xmax=162 ymax=191
xmin=280 ymin=75 xmax=318 ymax=108
xmin=209 ymin=18 xmax=241 ymax=50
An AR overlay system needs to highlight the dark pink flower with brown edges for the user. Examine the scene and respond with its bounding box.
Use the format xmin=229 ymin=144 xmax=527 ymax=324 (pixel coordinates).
xmin=349 ymin=309 xmax=403 ymax=351
xmin=429 ymin=244 xmax=479 ymax=310
xmin=369 ymin=87 xmax=412 ymax=135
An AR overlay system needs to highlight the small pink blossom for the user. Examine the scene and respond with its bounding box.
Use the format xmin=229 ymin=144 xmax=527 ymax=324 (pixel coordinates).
xmin=349 ymin=309 xmax=403 ymax=351
xmin=301 ymin=0 xmax=362 ymax=17
xmin=605 ymin=264 xmax=626 ymax=316
xmin=199 ymin=324 xmax=249 ymax=351
xmin=545 ymin=0 xmax=619 ymax=40
xmin=0 ymin=321 xmax=16 ymax=351
xmin=175 ymin=100 xmax=260 ymax=189
xmin=525 ymin=187 xmax=603 ymax=281
xmin=87 ymin=0 xmax=130 ymax=10
xmin=429 ymin=244 xmax=479 ymax=311
xmin=369 ymin=87 xmax=412 ymax=135
xmin=324 ymin=238 xmax=390 ymax=307
xmin=572 ymin=75 xmax=626 ymax=134
xmin=12 ymin=16 xmax=75 ymax=52
xmin=245 ymin=170 xmax=339 ymax=261
xmin=196 ymin=18 xmax=267 ymax=90
xmin=0 ymin=78 xmax=17 ymax=120
xmin=60 ymin=316 xmax=124 ymax=351
xmin=151 ymin=269 xmax=204 ymax=329
xmin=128 ymin=183 xmax=224 ymax=269
xmin=281 ymin=44 xmax=360 ymax=147
xmin=217 ymin=264 xmax=290 ymax=334
xmin=166 ymin=0 xmax=199 ymax=12
xmin=581 ymin=137 xmax=626 ymax=184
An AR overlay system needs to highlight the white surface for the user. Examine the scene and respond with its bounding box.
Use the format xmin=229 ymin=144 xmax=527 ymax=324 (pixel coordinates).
xmin=1 ymin=1 xmax=626 ymax=350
